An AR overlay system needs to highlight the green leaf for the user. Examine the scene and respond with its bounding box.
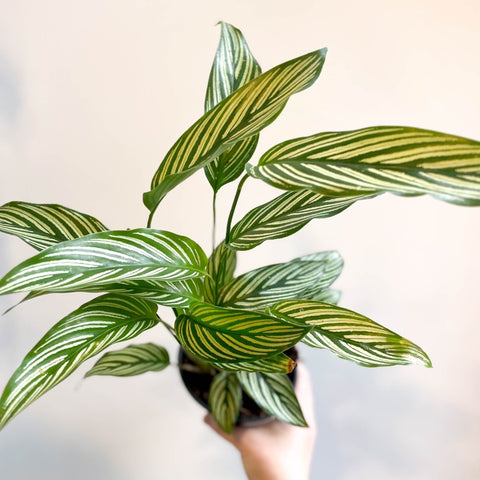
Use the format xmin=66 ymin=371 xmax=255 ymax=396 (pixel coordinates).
xmin=90 ymin=278 xmax=204 ymax=308
xmin=204 ymin=241 xmax=237 ymax=304
xmin=85 ymin=343 xmax=170 ymax=377
xmin=306 ymin=288 xmax=341 ymax=305
xmin=0 ymin=294 xmax=159 ymax=429
xmin=247 ymin=126 xmax=480 ymax=206
xmin=174 ymin=302 xmax=310 ymax=363
xmin=270 ymin=300 xmax=432 ymax=367
xmin=237 ymin=371 xmax=307 ymax=427
xmin=208 ymin=372 xmax=242 ymax=433
xmin=296 ymin=251 xmax=343 ymax=293
xmin=206 ymin=138 xmax=260 ymax=193
xmin=217 ymin=253 xmax=335 ymax=310
xmin=204 ymin=22 xmax=262 ymax=191
xmin=144 ymin=48 xmax=327 ymax=215
xmin=212 ymin=353 xmax=296 ymax=374
xmin=0 ymin=229 xmax=208 ymax=295
xmin=0 ymin=201 xmax=107 ymax=251
xmin=204 ymin=22 xmax=262 ymax=111
xmin=228 ymin=189 xmax=372 ymax=250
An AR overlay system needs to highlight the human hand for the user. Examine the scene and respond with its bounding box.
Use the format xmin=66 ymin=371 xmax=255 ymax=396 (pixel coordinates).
xmin=204 ymin=362 xmax=316 ymax=480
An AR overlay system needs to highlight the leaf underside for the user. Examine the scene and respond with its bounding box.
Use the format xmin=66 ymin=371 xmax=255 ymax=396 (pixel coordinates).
xmin=85 ymin=343 xmax=170 ymax=377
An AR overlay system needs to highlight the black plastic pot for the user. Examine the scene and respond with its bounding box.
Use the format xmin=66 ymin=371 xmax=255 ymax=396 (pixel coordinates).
xmin=178 ymin=347 xmax=298 ymax=427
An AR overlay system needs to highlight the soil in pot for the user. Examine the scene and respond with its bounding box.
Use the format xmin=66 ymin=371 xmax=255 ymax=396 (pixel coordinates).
xmin=178 ymin=347 xmax=298 ymax=426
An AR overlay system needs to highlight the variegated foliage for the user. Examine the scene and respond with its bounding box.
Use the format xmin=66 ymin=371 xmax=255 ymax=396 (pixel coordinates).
xmin=237 ymin=371 xmax=307 ymax=426
xmin=204 ymin=22 xmax=262 ymax=192
xmin=85 ymin=343 xmax=170 ymax=377
xmin=0 ymin=229 xmax=208 ymax=295
xmin=270 ymin=300 xmax=432 ymax=367
xmin=211 ymin=353 xmax=296 ymax=374
xmin=247 ymin=126 xmax=480 ymax=206
xmin=217 ymin=251 xmax=342 ymax=310
xmin=0 ymin=294 xmax=159 ymax=429
xmin=144 ymin=48 xmax=327 ymax=218
xmin=208 ymin=372 xmax=242 ymax=433
xmin=204 ymin=241 xmax=237 ymax=304
xmin=0 ymin=201 xmax=107 ymax=250
xmin=227 ymin=190 xmax=372 ymax=250
xmin=175 ymin=302 xmax=310 ymax=364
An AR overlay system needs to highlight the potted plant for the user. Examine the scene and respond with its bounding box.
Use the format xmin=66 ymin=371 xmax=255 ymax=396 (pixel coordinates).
xmin=0 ymin=22 xmax=479 ymax=435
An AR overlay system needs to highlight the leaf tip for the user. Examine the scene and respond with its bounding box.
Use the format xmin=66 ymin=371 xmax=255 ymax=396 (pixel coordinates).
xmin=287 ymin=358 xmax=297 ymax=374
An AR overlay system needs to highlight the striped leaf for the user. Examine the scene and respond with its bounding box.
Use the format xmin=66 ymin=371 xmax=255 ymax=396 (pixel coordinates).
xmin=175 ymin=302 xmax=310 ymax=364
xmin=85 ymin=343 xmax=169 ymax=377
xmin=204 ymin=22 xmax=262 ymax=191
xmin=204 ymin=241 xmax=237 ymax=304
xmin=212 ymin=353 xmax=296 ymax=374
xmin=206 ymin=138 xmax=260 ymax=193
xmin=237 ymin=371 xmax=307 ymax=426
xmin=0 ymin=294 xmax=159 ymax=429
xmin=0 ymin=201 xmax=107 ymax=251
xmin=228 ymin=189 xmax=372 ymax=250
xmin=0 ymin=229 xmax=208 ymax=295
xmin=208 ymin=372 xmax=242 ymax=433
xmin=144 ymin=49 xmax=327 ymax=215
xmin=270 ymin=300 xmax=432 ymax=367
xmin=307 ymin=288 xmax=341 ymax=305
xmin=204 ymin=22 xmax=261 ymax=111
xmin=81 ymin=277 xmax=204 ymax=308
xmin=297 ymin=251 xmax=343 ymax=293
xmin=217 ymin=255 xmax=329 ymax=310
xmin=247 ymin=126 xmax=480 ymax=206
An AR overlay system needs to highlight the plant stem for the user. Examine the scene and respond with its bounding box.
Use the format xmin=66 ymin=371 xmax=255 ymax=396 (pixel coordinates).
xmin=147 ymin=210 xmax=154 ymax=228
xmin=212 ymin=190 xmax=217 ymax=254
xmin=225 ymin=173 xmax=248 ymax=244
xmin=157 ymin=315 xmax=177 ymax=339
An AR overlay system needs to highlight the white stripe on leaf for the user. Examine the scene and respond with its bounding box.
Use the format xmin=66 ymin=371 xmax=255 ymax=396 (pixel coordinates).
xmin=0 ymin=229 xmax=208 ymax=295
xmin=0 ymin=294 xmax=159 ymax=429
xmin=247 ymin=126 xmax=480 ymax=206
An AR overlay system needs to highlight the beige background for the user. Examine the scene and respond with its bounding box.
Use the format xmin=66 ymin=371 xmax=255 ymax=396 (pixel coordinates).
xmin=0 ymin=1 xmax=479 ymax=479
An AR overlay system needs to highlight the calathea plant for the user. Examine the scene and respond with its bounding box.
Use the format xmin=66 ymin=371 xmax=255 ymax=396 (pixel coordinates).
xmin=0 ymin=22 xmax=479 ymax=435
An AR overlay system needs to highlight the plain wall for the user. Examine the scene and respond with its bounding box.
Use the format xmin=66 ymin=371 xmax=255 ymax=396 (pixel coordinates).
xmin=0 ymin=1 xmax=479 ymax=479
